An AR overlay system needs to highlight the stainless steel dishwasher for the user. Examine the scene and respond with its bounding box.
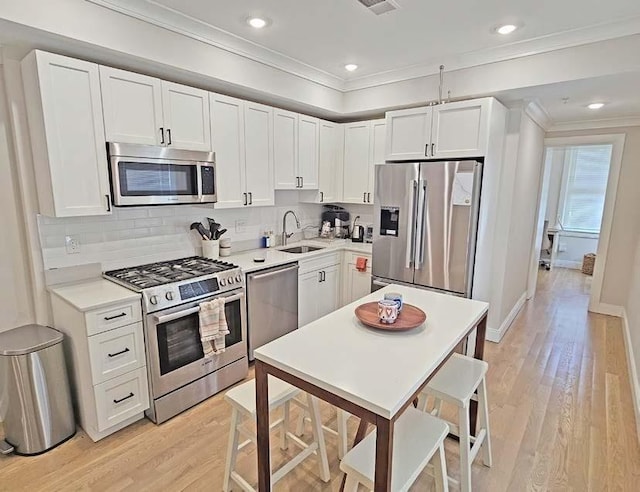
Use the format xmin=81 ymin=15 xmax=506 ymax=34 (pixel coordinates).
xmin=246 ymin=262 xmax=299 ymax=360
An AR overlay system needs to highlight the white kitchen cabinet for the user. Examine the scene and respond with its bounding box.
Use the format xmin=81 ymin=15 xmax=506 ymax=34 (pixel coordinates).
xmin=274 ymin=111 xmax=319 ymax=190
xmin=298 ymin=254 xmax=341 ymax=327
xmin=100 ymin=66 xmax=163 ymax=145
xmin=21 ymin=51 xmax=112 ymax=217
xmin=161 ymin=81 xmax=211 ymax=151
xmin=431 ymin=99 xmax=490 ymax=159
xmin=385 ymin=98 xmax=494 ymax=161
xmin=273 ymin=109 xmax=298 ymax=189
xmin=342 ymin=252 xmax=373 ymax=305
xmin=343 ymin=122 xmax=371 ymax=204
xmin=317 ymin=120 xmax=343 ymax=203
xmin=368 ymin=119 xmax=386 ymax=204
xmin=244 ymin=102 xmax=275 ymax=207
xmin=100 ymin=66 xmax=210 ymax=151
xmin=210 ymin=93 xmax=246 ymax=209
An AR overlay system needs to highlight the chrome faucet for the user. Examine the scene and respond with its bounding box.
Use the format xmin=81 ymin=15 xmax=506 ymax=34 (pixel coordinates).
xmin=282 ymin=210 xmax=301 ymax=246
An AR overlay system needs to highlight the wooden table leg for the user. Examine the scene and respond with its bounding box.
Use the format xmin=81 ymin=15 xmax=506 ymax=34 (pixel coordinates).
xmin=374 ymin=416 xmax=394 ymax=491
xmin=470 ymin=313 xmax=487 ymax=435
xmin=255 ymin=360 xmax=271 ymax=491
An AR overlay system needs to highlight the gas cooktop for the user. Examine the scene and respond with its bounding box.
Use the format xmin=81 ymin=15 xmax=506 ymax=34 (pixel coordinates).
xmin=104 ymin=256 xmax=244 ymax=312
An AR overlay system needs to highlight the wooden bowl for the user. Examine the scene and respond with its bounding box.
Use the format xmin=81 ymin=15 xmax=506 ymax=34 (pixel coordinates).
xmin=354 ymin=302 xmax=427 ymax=331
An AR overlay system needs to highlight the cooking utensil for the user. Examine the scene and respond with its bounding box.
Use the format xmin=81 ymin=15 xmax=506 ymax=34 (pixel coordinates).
xmin=190 ymin=222 xmax=210 ymax=240
xmin=215 ymin=228 xmax=227 ymax=240
xmin=354 ymin=302 xmax=426 ymax=331
xmin=207 ymin=218 xmax=220 ymax=234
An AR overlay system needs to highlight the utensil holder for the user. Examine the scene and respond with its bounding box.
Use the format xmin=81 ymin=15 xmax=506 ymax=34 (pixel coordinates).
xmin=202 ymin=240 xmax=219 ymax=260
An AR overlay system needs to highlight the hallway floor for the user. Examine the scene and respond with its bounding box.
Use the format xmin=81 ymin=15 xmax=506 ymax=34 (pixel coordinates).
xmin=1 ymin=268 xmax=639 ymax=491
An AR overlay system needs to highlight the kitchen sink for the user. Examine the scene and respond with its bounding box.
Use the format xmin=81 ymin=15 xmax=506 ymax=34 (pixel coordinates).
xmin=280 ymin=245 xmax=326 ymax=254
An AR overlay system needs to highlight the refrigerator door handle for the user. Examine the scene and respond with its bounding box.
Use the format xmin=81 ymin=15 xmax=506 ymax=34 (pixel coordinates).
xmin=416 ymin=180 xmax=428 ymax=267
xmin=406 ymin=180 xmax=418 ymax=269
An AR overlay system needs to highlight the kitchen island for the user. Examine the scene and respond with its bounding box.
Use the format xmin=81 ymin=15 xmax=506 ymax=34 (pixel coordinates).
xmin=254 ymin=284 xmax=489 ymax=491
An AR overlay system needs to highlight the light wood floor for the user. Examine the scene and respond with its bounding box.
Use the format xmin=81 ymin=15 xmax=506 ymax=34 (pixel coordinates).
xmin=2 ymin=268 xmax=639 ymax=491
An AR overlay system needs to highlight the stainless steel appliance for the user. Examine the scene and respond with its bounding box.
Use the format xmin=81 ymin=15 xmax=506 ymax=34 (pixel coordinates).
xmin=104 ymin=257 xmax=247 ymax=424
xmin=372 ymin=161 xmax=483 ymax=297
xmin=246 ymin=263 xmax=299 ymax=361
xmin=321 ymin=205 xmax=350 ymax=239
xmin=0 ymin=325 xmax=75 ymax=455
xmin=108 ymin=142 xmax=216 ymax=206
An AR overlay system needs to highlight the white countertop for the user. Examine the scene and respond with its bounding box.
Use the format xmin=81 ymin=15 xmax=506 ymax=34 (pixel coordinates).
xmin=229 ymin=239 xmax=372 ymax=274
xmin=254 ymin=284 xmax=489 ymax=419
xmin=49 ymin=278 xmax=141 ymax=312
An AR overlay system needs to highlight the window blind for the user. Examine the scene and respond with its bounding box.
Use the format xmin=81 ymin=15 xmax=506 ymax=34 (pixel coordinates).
xmin=561 ymin=144 xmax=612 ymax=234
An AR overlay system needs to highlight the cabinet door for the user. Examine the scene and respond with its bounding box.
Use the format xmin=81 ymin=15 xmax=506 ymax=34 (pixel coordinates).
xmin=342 ymin=122 xmax=371 ymax=204
xmin=298 ymin=271 xmax=319 ymax=327
xmin=298 ymin=115 xmax=319 ymax=189
xmin=210 ymin=93 xmax=246 ymax=209
xmin=346 ymin=267 xmax=372 ymax=304
xmin=317 ymin=265 xmax=340 ymax=319
xmin=244 ymin=102 xmax=275 ymax=207
xmin=317 ymin=120 xmax=343 ymax=203
xmin=431 ymin=99 xmax=490 ymax=159
xmin=22 ymin=51 xmax=111 ymax=217
xmin=385 ymin=107 xmax=431 ymax=161
xmin=368 ymin=119 xmax=386 ymax=204
xmin=99 ymin=66 xmax=163 ymax=146
xmin=273 ymin=109 xmax=298 ymax=190
xmin=161 ymin=81 xmax=211 ymax=151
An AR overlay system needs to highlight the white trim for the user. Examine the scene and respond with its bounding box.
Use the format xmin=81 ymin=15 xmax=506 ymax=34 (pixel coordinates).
xmin=87 ymin=0 xmax=640 ymax=93
xmin=552 ymin=259 xmax=583 ymax=270
xmin=549 ymin=117 xmax=640 ymax=132
xmin=486 ymin=292 xmax=527 ymax=343
xmin=589 ymin=302 xmax=624 ymax=317
xmin=543 ymin=134 xmax=626 ymax=314
xmin=524 ymin=101 xmax=552 ymax=131
xmin=621 ymin=309 xmax=640 ymax=443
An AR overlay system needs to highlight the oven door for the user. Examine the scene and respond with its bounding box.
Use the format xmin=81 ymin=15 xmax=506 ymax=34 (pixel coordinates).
xmin=145 ymin=289 xmax=246 ymax=399
xmin=110 ymin=156 xmax=216 ymax=206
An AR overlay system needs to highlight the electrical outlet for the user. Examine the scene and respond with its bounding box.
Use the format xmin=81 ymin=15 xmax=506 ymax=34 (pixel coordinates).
xmin=235 ymin=219 xmax=247 ymax=234
xmin=65 ymin=236 xmax=81 ymax=254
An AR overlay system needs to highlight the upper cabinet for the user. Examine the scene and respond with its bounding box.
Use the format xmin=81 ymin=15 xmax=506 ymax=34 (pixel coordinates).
xmin=244 ymin=102 xmax=275 ymax=207
xmin=273 ymin=110 xmax=319 ymax=190
xmin=22 ymin=51 xmax=112 ymax=217
xmin=317 ymin=120 xmax=343 ymax=203
xmin=385 ymin=98 xmax=494 ymax=161
xmin=342 ymin=119 xmax=385 ymax=205
xmin=100 ymin=66 xmax=211 ymax=151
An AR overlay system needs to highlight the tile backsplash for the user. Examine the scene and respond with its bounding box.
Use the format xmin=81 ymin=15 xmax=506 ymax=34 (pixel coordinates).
xmin=38 ymin=192 xmax=322 ymax=271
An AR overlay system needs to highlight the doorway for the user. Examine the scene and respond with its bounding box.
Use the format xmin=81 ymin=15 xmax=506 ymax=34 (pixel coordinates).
xmin=528 ymin=134 xmax=625 ymax=313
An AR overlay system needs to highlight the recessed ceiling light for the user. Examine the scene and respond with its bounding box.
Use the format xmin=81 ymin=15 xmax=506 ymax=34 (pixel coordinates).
xmin=247 ymin=17 xmax=268 ymax=29
xmin=496 ymin=24 xmax=518 ymax=35
xmin=587 ymin=103 xmax=605 ymax=110
xmin=345 ymin=64 xmax=359 ymax=72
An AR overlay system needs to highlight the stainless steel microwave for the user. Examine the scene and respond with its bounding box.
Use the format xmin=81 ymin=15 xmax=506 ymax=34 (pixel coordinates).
xmin=107 ymin=142 xmax=216 ymax=206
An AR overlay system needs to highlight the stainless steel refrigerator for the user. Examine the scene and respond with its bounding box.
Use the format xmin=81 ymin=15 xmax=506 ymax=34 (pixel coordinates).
xmin=372 ymin=161 xmax=483 ymax=297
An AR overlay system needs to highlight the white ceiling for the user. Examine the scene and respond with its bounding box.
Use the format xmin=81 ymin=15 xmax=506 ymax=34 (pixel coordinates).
xmin=129 ymin=0 xmax=640 ymax=84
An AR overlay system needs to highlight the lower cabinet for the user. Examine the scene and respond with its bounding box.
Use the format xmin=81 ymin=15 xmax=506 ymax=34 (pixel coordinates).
xmin=342 ymin=252 xmax=373 ymax=306
xmin=50 ymin=295 xmax=149 ymax=442
xmin=298 ymin=253 xmax=341 ymax=327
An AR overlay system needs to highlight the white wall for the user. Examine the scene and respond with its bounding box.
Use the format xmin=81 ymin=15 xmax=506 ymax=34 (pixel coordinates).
xmin=0 ymin=71 xmax=34 ymax=332
xmin=625 ymin=234 xmax=640 ymax=433
xmin=554 ymin=233 xmax=599 ymax=269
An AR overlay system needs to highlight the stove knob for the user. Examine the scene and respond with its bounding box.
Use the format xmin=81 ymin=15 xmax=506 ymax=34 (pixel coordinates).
xmin=165 ymin=291 xmax=174 ymax=301
xmin=220 ymin=278 xmax=226 ymax=287
xmin=235 ymin=274 xmax=242 ymax=283
xmin=150 ymin=295 xmax=159 ymax=305
xmin=228 ymin=277 xmax=235 ymax=285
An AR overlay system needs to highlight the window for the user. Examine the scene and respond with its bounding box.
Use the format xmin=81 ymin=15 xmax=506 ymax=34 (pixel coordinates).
xmin=559 ymin=144 xmax=612 ymax=234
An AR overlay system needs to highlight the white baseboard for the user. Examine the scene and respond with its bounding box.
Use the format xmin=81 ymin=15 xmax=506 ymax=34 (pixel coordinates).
xmin=486 ymin=292 xmax=527 ymax=343
xmin=552 ymin=260 xmax=582 ymax=269
xmin=621 ymin=309 xmax=640 ymax=443
xmin=589 ymin=302 xmax=624 ymax=317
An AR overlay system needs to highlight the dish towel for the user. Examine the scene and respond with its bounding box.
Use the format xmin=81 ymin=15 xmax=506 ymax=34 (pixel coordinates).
xmin=356 ymin=256 xmax=368 ymax=272
xmin=199 ymin=298 xmax=230 ymax=356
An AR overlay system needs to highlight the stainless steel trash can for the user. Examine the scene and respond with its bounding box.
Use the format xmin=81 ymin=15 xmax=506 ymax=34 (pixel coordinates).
xmin=0 ymin=325 xmax=75 ymax=455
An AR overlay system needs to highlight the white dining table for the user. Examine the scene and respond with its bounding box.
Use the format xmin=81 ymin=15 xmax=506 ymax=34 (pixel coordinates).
xmin=254 ymin=284 xmax=489 ymax=491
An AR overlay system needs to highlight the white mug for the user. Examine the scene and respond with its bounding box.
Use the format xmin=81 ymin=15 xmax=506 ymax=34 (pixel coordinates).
xmin=377 ymin=300 xmax=398 ymax=324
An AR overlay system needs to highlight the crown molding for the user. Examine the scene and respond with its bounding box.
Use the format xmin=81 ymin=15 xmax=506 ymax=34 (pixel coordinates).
xmin=548 ymin=116 xmax=640 ymax=132
xmin=524 ymin=100 xmax=552 ymax=131
xmin=87 ymin=0 xmax=640 ymax=94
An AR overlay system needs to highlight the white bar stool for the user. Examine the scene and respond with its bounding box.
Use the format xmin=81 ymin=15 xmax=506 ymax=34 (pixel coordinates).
xmin=223 ymin=376 xmax=330 ymax=492
xmin=340 ymin=407 xmax=450 ymax=492
xmin=297 ymin=407 xmax=352 ymax=458
xmin=421 ymin=353 xmax=492 ymax=492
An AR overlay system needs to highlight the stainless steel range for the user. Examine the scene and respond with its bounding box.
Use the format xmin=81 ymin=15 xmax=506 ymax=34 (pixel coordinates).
xmin=104 ymin=257 xmax=248 ymax=424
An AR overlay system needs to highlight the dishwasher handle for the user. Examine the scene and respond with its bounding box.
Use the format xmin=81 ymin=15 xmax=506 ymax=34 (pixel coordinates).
xmin=249 ymin=263 xmax=299 ymax=281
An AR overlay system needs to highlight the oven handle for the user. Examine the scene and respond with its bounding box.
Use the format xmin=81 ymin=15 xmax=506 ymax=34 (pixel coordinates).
xmin=153 ymin=292 xmax=245 ymax=324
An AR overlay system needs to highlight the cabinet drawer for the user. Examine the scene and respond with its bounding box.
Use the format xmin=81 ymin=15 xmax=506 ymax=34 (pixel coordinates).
xmin=298 ymin=252 xmax=340 ymax=275
xmin=94 ymin=367 xmax=149 ymax=432
xmin=346 ymin=252 xmax=372 ymax=266
xmin=88 ymin=322 xmax=145 ymax=384
xmin=85 ymin=301 xmax=142 ymax=336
